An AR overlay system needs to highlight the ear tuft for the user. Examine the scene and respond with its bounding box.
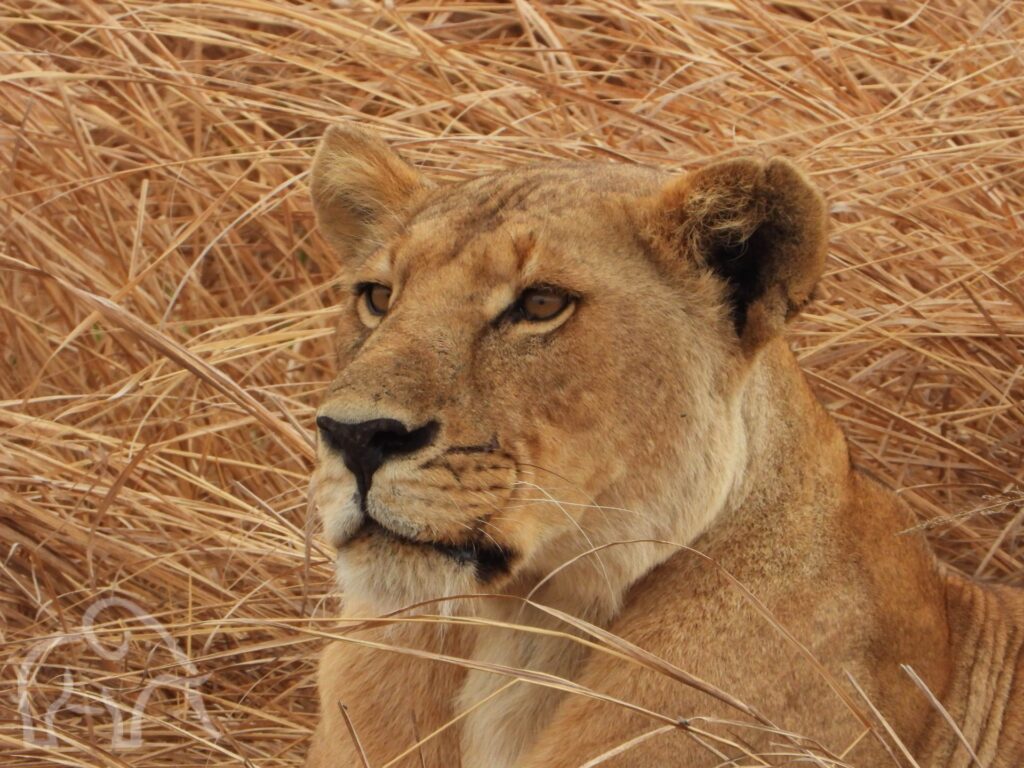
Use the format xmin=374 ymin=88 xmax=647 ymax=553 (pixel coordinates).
xmin=660 ymin=157 xmax=827 ymax=353
xmin=310 ymin=125 xmax=427 ymax=262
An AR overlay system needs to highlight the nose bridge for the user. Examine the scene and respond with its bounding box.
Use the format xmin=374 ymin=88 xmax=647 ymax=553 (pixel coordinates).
xmin=319 ymin=313 xmax=465 ymax=424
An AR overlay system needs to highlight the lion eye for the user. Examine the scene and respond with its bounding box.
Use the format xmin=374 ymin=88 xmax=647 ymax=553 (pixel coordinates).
xmin=519 ymin=286 xmax=571 ymax=322
xmin=361 ymin=284 xmax=392 ymax=316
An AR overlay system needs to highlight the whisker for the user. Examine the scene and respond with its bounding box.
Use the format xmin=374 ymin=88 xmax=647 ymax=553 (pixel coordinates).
xmin=514 ymin=480 xmax=618 ymax=614
xmin=504 ymin=494 xmax=652 ymax=520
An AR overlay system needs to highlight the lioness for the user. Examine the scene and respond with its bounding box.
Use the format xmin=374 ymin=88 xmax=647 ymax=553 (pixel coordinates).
xmin=306 ymin=125 xmax=1023 ymax=767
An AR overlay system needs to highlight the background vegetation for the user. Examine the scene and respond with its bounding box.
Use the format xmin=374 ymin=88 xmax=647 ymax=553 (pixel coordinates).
xmin=1 ymin=0 xmax=1021 ymax=765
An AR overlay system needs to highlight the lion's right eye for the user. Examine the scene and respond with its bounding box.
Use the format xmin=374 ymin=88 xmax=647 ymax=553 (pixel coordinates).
xmin=359 ymin=283 xmax=392 ymax=316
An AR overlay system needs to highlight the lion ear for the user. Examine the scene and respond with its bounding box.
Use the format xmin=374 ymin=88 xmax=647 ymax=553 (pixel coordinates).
xmin=654 ymin=158 xmax=828 ymax=354
xmin=311 ymin=125 xmax=428 ymax=263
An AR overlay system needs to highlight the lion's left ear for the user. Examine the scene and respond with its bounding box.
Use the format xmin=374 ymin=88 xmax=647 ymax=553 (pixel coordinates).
xmin=652 ymin=158 xmax=828 ymax=354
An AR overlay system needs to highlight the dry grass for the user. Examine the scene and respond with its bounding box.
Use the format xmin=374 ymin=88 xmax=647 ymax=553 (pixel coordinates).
xmin=0 ymin=0 xmax=1022 ymax=765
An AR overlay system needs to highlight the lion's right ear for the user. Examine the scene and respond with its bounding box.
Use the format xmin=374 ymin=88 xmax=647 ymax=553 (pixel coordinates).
xmin=310 ymin=125 xmax=428 ymax=262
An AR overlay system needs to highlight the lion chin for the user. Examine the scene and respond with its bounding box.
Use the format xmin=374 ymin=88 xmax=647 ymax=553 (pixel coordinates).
xmin=331 ymin=517 xmax=515 ymax=613
xmin=304 ymin=124 xmax=1024 ymax=768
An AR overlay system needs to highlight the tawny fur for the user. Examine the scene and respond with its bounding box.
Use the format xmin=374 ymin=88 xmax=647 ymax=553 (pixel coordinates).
xmin=305 ymin=125 xmax=1024 ymax=768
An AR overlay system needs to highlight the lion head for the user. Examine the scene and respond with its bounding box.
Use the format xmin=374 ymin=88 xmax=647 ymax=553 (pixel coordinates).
xmin=310 ymin=125 xmax=827 ymax=612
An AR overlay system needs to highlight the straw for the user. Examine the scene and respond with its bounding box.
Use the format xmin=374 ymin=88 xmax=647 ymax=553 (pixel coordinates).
xmin=1 ymin=1 xmax=1021 ymax=764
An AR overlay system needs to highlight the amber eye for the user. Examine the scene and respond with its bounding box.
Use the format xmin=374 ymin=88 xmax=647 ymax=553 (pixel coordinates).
xmin=518 ymin=286 xmax=572 ymax=322
xmin=360 ymin=283 xmax=392 ymax=316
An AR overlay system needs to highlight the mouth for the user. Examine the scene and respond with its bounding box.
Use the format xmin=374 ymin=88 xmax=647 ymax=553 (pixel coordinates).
xmin=351 ymin=515 xmax=514 ymax=582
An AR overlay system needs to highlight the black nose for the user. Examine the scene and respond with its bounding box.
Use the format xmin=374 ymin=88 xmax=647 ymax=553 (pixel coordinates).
xmin=316 ymin=416 xmax=438 ymax=498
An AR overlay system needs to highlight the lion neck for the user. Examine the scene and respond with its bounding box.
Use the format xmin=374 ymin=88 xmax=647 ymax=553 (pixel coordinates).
xmin=710 ymin=336 xmax=943 ymax=603
xmin=725 ymin=336 xmax=850 ymax=524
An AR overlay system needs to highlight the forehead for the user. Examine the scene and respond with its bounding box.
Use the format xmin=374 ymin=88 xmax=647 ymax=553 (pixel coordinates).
xmin=381 ymin=163 xmax=665 ymax=285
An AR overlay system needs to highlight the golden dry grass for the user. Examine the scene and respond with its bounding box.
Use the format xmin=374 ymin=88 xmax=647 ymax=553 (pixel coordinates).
xmin=1 ymin=1 xmax=1022 ymax=765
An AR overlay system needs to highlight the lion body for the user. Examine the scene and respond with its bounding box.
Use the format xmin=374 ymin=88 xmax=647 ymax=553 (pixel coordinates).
xmin=305 ymin=128 xmax=1024 ymax=767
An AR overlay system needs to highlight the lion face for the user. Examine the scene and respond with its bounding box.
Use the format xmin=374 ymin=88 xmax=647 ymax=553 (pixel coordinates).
xmin=310 ymin=127 xmax=826 ymax=609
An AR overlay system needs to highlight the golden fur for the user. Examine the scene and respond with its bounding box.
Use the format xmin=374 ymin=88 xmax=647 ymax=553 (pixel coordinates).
xmin=305 ymin=125 xmax=1024 ymax=767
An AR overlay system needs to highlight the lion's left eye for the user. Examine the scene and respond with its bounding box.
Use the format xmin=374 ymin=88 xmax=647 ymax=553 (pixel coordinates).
xmin=516 ymin=286 xmax=572 ymax=322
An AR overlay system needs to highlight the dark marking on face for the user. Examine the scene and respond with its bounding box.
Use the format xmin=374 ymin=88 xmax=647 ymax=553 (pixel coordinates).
xmin=513 ymin=232 xmax=536 ymax=272
xmin=354 ymin=515 xmax=515 ymax=582
xmin=445 ymin=435 xmax=500 ymax=455
xmin=476 ymin=544 xmax=515 ymax=582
